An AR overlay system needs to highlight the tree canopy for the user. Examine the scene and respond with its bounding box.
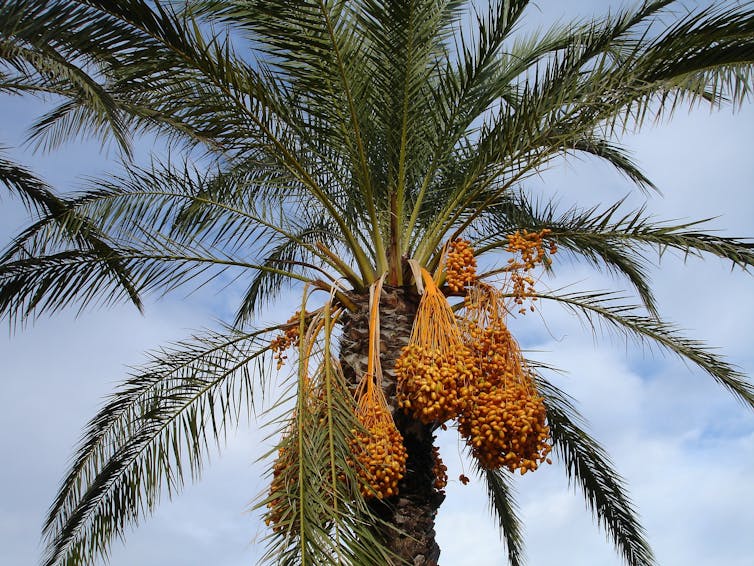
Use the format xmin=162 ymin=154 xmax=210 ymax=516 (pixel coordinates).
xmin=1 ymin=1 xmax=753 ymax=565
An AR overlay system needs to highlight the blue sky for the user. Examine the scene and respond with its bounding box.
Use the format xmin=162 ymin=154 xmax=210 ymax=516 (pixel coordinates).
xmin=1 ymin=2 xmax=753 ymax=565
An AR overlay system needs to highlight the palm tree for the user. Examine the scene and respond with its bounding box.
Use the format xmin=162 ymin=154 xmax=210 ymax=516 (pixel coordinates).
xmin=2 ymin=0 xmax=754 ymax=564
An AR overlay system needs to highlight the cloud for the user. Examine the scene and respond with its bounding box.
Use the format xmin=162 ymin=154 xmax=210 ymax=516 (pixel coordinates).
xmin=0 ymin=300 xmax=224 ymax=565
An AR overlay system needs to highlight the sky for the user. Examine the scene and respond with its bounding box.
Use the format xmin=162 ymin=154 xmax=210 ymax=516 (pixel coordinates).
xmin=1 ymin=1 xmax=753 ymax=565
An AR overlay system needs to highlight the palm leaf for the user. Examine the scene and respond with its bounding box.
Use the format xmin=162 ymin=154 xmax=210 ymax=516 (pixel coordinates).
xmin=476 ymin=462 xmax=525 ymax=566
xmin=473 ymin=194 xmax=754 ymax=315
xmin=0 ymin=238 xmax=313 ymax=324
xmin=257 ymin=299 xmax=397 ymax=565
xmin=534 ymin=290 xmax=754 ymax=409
xmin=535 ymin=376 xmax=656 ymax=566
xmin=42 ymin=325 xmax=276 ymax=566
xmin=0 ymin=0 xmax=142 ymax=153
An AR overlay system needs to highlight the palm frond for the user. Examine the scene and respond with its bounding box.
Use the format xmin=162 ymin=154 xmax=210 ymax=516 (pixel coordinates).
xmin=549 ymin=203 xmax=754 ymax=272
xmin=235 ymin=217 xmax=346 ymax=324
xmin=475 ymin=462 xmax=525 ymax=566
xmin=5 ymin=0 xmax=378 ymax=280
xmin=0 ymin=0 xmax=142 ymax=154
xmin=0 ymin=148 xmax=62 ymax=214
xmin=0 ymin=237 xmax=314 ymax=325
xmin=568 ymin=137 xmax=656 ymax=192
xmin=0 ymin=150 xmax=372 ymax=324
xmin=257 ymin=299 xmax=397 ymax=565
xmin=626 ymin=2 xmax=754 ymax=116
xmin=535 ymin=290 xmax=754 ymax=409
xmin=536 ymin=376 xmax=656 ymax=566
xmin=405 ymin=1 xmax=578 ymax=245
xmin=414 ymin=0 xmax=754 ymax=257
xmin=42 ymin=325 xmax=276 ymax=566
xmin=205 ymin=0 xmax=395 ymax=276
xmin=474 ymin=195 xmax=754 ymax=315
xmin=0 ymin=153 xmax=144 ymax=322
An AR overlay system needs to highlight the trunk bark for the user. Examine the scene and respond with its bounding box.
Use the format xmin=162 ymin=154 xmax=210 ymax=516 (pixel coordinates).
xmin=340 ymin=286 xmax=445 ymax=566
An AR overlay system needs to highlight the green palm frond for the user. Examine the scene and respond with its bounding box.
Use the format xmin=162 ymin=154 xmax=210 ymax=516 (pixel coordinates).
xmin=236 ymin=217 xmax=347 ymax=324
xmin=402 ymin=0 xmax=540 ymax=248
xmin=0 ymin=148 xmax=64 ymax=214
xmin=536 ymin=376 xmax=655 ymax=566
xmin=0 ymin=0 xmax=143 ymax=154
xmin=567 ymin=138 xmax=656 ymax=192
xmin=473 ymin=195 xmax=754 ymax=315
xmin=534 ymin=290 xmax=754 ymax=409
xmin=123 ymin=0 xmax=379 ymax=277
xmin=549 ymin=203 xmax=754 ymax=273
xmin=190 ymin=0 xmax=458 ymax=279
xmin=417 ymin=1 xmax=754 ymax=251
xmin=257 ymin=299 xmax=397 ymax=565
xmin=476 ymin=463 xmax=525 ymax=566
xmin=0 ymin=238 xmax=314 ymax=324
xmin=65 ymin=160 xmax=302 ymax=252
xmin=0 ymin=156 xmax=365 ymax=322
xmin=4 ymin=0 xmax=378 ymax=278
xmin=260 ymin=387 xmax=396 ymax=565
xmin=0 ymin=153 xmax=144 ymax=321
xmin=627 ymin=2 xmax=754 ymax=114
xmin=42 ymin=325 xmax=276 ymax=566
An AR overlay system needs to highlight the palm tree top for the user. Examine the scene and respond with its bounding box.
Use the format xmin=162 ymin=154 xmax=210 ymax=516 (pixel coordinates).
xmin=1 ymin=1 xmax=754 ymax=565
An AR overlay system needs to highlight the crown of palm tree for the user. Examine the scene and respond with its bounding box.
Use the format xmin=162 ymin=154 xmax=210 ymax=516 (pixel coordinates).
xmin=2 ymin=1 xmax=754 ymax=565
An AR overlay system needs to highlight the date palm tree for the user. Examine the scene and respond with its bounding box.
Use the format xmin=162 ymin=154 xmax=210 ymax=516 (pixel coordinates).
xmin=2 ymin=1 xmax=754 ymax=565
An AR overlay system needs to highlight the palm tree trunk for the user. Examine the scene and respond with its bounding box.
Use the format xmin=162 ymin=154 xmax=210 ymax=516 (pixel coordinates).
xmin=340 ymin=286 xmax=444 ymax=566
